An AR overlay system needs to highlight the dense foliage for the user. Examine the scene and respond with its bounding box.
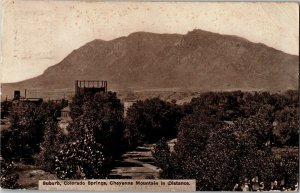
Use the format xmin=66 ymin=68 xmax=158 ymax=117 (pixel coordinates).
xmin=273 ymin=106 xmax=299 ymax=146
xmin=68 ymin=92 xmax=125 ymax=159
xmin=184 ymin=91 xmax=298 ymax=147
xmin=36 ymin=117 xmax=65 ymax=171
xmin=54 ymin=92 xmax=125 ymax=179
xmin=1 ymin=101 xmax=62 ymax=159
xmin=54 ymin=130 xmax=110 ymax=179
xmin=1 ymin=89 xmax=298 ymax=190
xmin=69 ymin=95 xmax=84 ymax=119
xmin=125 ymin=98 xmax=183 ymax=147
xmin=154 ymin=90 xmax=298 ymax=190
xmin=155 ymin=116 xmax=298 ymax=190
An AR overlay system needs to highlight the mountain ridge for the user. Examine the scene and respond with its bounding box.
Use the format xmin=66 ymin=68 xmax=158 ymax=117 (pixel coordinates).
xmin=2 ymin=29 xmax=298 ymax=99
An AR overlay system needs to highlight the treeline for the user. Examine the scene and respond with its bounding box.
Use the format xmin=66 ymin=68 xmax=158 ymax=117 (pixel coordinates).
xmin=183 ymin=91 xmax=298 ymax=147
xmin=0 ymin=90 xmax=298 ymax=190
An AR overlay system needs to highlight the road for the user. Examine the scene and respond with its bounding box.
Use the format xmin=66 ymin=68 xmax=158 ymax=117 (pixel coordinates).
xmin=109 ymin=144 xmax=161 ymax=179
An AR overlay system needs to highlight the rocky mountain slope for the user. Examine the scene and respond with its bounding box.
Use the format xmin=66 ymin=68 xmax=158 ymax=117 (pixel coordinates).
xmin=2 ymin=29 xmax=298 ymax=99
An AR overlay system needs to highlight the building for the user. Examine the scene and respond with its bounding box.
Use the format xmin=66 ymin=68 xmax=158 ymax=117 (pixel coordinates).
xmin=13 ymin=90 xmax=21 ymax=100
xmin=75 ymin=80 xmax=107 ymax=96
xmin=58 ymin=106 xmax=72 ymax=135
xmin=12 ymin=90 xmax=43 ymax=105
xmin=60 ymin=106 xmax=71 ymax=121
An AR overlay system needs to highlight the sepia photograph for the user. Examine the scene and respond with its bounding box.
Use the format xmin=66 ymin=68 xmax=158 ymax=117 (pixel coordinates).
xmin=0 ymin=1 xmax=299 ymax=191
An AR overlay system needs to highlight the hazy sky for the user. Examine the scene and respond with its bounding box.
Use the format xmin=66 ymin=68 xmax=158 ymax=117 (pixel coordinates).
xmin=1 ymin=1 xmax=299 ymax=83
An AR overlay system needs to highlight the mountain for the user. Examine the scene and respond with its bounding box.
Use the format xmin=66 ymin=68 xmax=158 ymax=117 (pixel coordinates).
xmin=2 ymin=29 xmax=299 ymax=99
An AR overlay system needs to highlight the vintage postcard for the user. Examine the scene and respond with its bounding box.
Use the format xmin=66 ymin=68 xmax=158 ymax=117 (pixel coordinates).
xmin=0 ymin=1 xmax=299 ymax=191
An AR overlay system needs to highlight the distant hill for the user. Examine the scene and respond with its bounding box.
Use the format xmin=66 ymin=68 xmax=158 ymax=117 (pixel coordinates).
xmin=2 ymin=29 xmax=298 ymax=99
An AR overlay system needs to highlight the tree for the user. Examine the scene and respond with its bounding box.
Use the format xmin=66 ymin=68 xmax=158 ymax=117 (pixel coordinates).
xmin=5 ymin=101 xmax=60 ymax=159
xmin=185 ymin=91 xmax=244 ymax=121
xmin=1 ymin=130 xmax=13 ymax=159
xmin=152 ymin=138 xmax=171 ymax=178
xmin=125 ymin=98 xmax=183 ymax=147
xmin=161 ymin=113 xmax=282 ymax=190
xmin=69 ymin=95 xmax=85 ymax=119
xmin=155 ymin=91 xmax=298 ymax=190
xmin=175 ymin=113 xmax=222 ymax=160
xmin=68 ymin=92 xmax=125 ymax=159
xmin=273 ymin=106 xmax=299 ymax=146
xmin=37 ymin=118 xmax=65 ymax=171
xmin=54 ymin=128 xmax=110 ymax=179
xmin=55 ymin=92 xmax=125 ymax=179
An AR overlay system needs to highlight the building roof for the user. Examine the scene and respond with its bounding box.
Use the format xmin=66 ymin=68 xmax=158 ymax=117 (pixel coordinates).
xmin=61 ymin=106 xmax=71 ymax=112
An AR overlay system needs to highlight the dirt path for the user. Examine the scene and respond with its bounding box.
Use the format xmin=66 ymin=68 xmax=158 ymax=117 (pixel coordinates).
xmin=109 ymin=144 xmax=161 ymax=179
